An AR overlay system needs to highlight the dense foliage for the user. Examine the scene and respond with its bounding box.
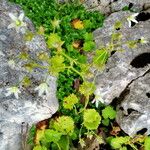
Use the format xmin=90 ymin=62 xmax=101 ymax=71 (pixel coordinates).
xmin=8 ymin=0 xmax=150 ymax=150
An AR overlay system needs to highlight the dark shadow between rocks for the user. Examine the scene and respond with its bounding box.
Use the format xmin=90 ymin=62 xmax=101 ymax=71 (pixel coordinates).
xmin=146 ymin=93 xmax=150 ymax=98
xmin=127 ymin=108 xmax=136 ymax=115
xmin=137 ymin=128 xmax=147 ymax=135
xmin=111 ymin=88 xmax=130 ymax=107
xmin=131 ymin=12 xmax=150 ymax=26
xmin=130 ymin=53 xmax=150 ymax=68
xmin=137 ymin=12 xmax=150 ymax=22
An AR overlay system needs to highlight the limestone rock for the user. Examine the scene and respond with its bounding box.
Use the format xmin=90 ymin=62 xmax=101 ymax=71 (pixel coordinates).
xmin=111 ymin=0 xmax=150 ymax=12
xmin=0 ymin=0 xmax=58 ymax=149
xmin=116 ymin=72 xmax=150 ymax=136
xmin=93 ymin=11 xmax=150 ymax=136
xmin=84 ymin=0 xmax=150 ymax=14
xmin=93 ymin=11 xmax=150 ymax=104
xmin=83 ymin=0 xmax=100 ymax=8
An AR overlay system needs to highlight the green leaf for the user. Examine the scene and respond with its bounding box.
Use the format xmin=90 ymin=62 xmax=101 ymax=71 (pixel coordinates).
xmin=49 ymin=55 xmax=65 ymax=76
xmin=144 ymin=136 xmax=150 ymax=150
xmin=119 ymin=146 xmax=127 ymax=150
xmin=83 ymin=20 xmax=93 ymax=29
xmin=83 ymin=33 xmax=93 ymax=41
xmin=93 ymin=49 xmax=109 ymax=68
xmin=58 ymin=136 xmax=69 ymax=150
xmin=44 ymin=129 xmax=62 ymax=143
xmin=27 ymin=125 xmax=36 ymax=145
xmin=83 ymin=41 xmax=95 ymax=52
xmin=79 ymin=64 xmax=91 ymax=77
xmin=102 ymin=106 xmax=116 ymax=120
xmin=33 ymin=145 xmax=47 ymax=150
xmin=83 ymin=109 xmax=101 ymax=130
xmin=102 ymin=118 xmax=110 ymax=126
xmin=122 ymin=6 xmax=130 ymax=11
xmin=77 ymin=55 xmax=87 ymax=64
xmin=79 ymin=81 xmax=96 ymax=97
xmin=110 ymin=136 xmax=130 ymax=149
xmin=63 ymin=93 xmax=79 ymax=110
xmin=53 ymin=116 xmax=74 ymax=135
xmin=47 ymin=33 xmax=64 ymax=49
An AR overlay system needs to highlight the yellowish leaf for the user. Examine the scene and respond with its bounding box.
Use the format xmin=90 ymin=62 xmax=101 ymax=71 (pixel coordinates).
xmin=71 ymin=19 xmax=84 ymax=29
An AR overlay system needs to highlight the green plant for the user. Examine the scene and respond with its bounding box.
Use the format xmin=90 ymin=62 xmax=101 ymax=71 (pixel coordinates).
xmin=102 ymin=106 xmax=116 ymax=126
xmin=83 ymin=109 xmax=101 ymax=130
xmin=8 ymin=0 xmax=149 ymax=149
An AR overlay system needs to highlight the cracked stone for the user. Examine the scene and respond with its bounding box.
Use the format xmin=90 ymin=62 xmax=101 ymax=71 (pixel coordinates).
xmin=83 ymin=0 xmax=150 ymax=14
xmin=93 ymin=11 xmax=150 ymax=104
xmin=111 ymin=0 xmax=150 ymax=12
xmin=0 ymin=0 xmax=58 ymax=149
xmin=116 ymin=71 xmax=150 ymax=136
xmin=93 ymin=11 xmax=150 ymax=136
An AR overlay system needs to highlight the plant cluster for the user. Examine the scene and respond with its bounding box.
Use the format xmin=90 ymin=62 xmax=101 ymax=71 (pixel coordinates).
xmin=8 ymin=0 xmax=149 ymax=150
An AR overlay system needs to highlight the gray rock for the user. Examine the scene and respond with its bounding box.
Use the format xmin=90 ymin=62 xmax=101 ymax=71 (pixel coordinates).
xmin=111 ymin=0 xmax=150 ymax=12
xmin=93 ymin=11 xmax=150 ymax=136
xmin=0 ymin=0 xmax=58 ymax=150
xmin=116 ymin=72 xmax=150 ymax=136
xmin=84 ymin=0 xmax=100 ymax=8
xmin=83 ymin=0 xmax=111 ymax=14
xmin=84 ymin=0 xmax=150 ymax=14
xmin=94 ymin=11 xmax=150 ymax=104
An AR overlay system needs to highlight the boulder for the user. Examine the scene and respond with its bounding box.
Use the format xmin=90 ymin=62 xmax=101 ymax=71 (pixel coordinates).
xmin=93 ymin=11 xmax=150 ymax=136
xmin=0 ymin=0 xmax=58 ymax=149
xmin=111 ymin=0 xmax=150 ymax=12
xmin=116 ymin=72 xmax=150 ymax=136
xmin=84 ymin=0 xmax=150 ymax=14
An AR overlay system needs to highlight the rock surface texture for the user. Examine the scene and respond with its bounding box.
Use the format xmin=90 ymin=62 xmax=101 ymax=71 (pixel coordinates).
xmin=0 ymin=0 xmax=58 ymax=150
xmin=93 ymin=10 xmax=150 ymax=136
xmin=84 ymin=0 xmax=150 ymax=14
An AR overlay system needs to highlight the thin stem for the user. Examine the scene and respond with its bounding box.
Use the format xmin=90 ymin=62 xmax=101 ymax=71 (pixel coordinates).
xmin=56 ymin=143 xmax=61 ymax=150
xmin=73 ymin=105 xmax=78 ymax=115
xmin=83 ymin=96 xmax=89 ymax=110
xmin=70 ymin=67 xmax=84 ymax=80
xmin=79 ymin=124 xmax=84 ymax=139
xmin=60 ymin=51 xmax=78 ymax=65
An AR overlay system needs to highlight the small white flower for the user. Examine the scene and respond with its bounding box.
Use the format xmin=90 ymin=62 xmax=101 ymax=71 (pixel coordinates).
xmin=140 ymin=37 xmax=148 ymax=44
xmin=35 ymin=83 xmax=49 ymax=97
xmin=8 ymin=12 xmax=26 ymax=33
xmin=127 ymin=13 xmax=139 ymax=27
xmin=8 ymin=60 xmax=15 ymax=69
xmin=5 ymin=86 xmax=21 ymax=99
xmin=92 ymin=96 xmax=104 ymax=108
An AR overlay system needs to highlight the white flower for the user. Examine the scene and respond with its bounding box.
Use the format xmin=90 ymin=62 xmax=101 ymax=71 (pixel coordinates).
xmin=140 ymin=37 xmax=148 ymax=44
xmin=92 ymin=96 xmax=104 ymax=108
xmin=35 ymin=83 xmax=49 ymax=97
xmin=5 ymin=86 xmax=21 ymax=99
xmin=8 ymin=60 xmax=15 ymax=69
xmin=127 ymin=13 xmax=139 ymax=27
xmin=8 ymin=12 xmax=26 ymax=32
